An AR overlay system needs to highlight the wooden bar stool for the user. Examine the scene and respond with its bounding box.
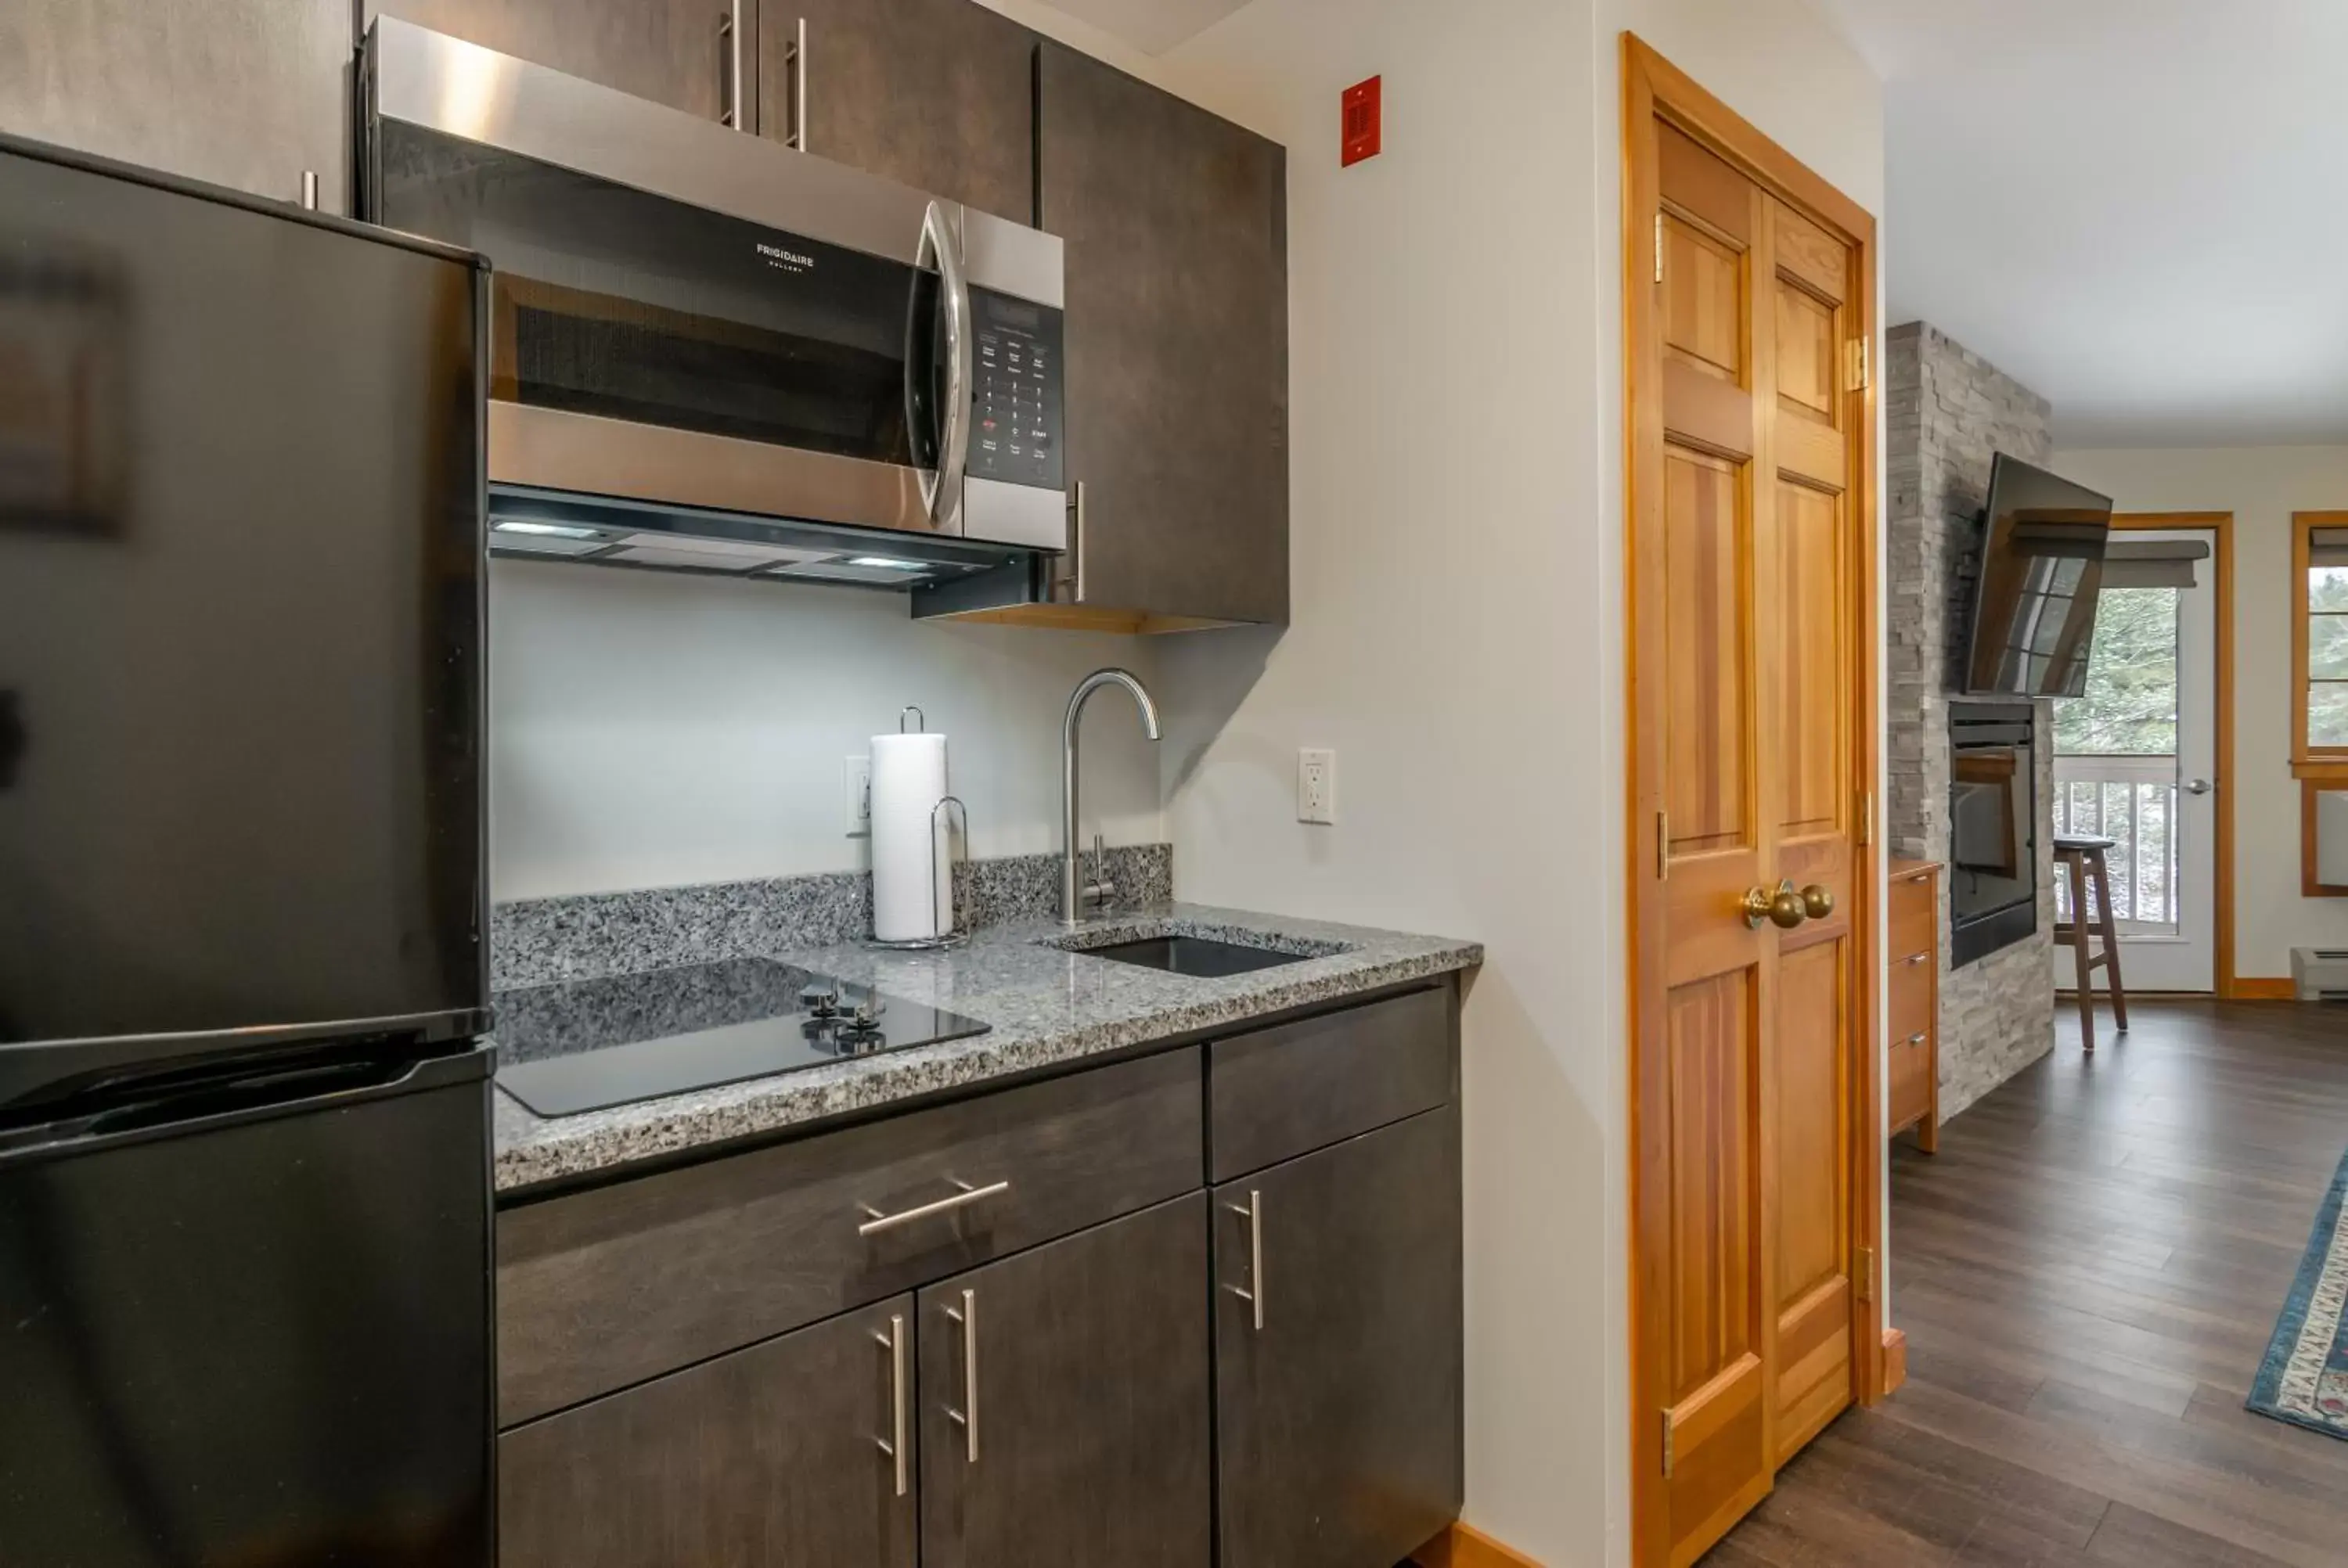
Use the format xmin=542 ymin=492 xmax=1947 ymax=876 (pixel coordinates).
xmin=2053 ymin=833 xmax=2129 ymax=1052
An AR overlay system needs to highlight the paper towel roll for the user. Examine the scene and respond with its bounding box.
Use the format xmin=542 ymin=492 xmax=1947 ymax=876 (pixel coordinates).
xmin=871 ymin=732 xmax=952 ymax=942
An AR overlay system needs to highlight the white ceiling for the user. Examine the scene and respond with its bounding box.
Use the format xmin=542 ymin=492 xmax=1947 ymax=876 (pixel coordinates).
xmin=1036 ymin=0 xmax=1251 ymax=54
xmin=1814 ymin=0 xmax=2348 ymax=448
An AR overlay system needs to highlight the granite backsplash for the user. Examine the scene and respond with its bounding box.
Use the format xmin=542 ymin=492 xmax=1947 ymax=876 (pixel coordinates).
xmin=491 ymin=843 xmax=1175 ymax=990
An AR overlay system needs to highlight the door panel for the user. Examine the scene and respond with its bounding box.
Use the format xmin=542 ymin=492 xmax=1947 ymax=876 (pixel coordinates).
xmin=372 ymin=0 xmax=728 ymax=121
xmin=1213 ymin=1109 xmax=1462 ymax=1568
xmin=767 ymin=0 xmax=1037 ymax=223
xmin=2049 ymin=525 xmax=2219 ymax=991
xmin=1665 ymin=973 xmax=1759 ymax=1402
xmin=1774 ymin=479 xmax=1846 ymax=839
xmin=1636 ymin=91 xmax=1871 ymax=1568
xmin=1662 ymin=219 xmax=1745 ymax=380
xmin=1773 ymin=287 xmax=1836 ymax=416
xmin=1772 ymin=942 xmax=1846 ymax=1308
xmin=917 ymin=1196 xmax=1212 ymax=1568
xmin=2 ymin=0 xmax=351 ymax=210
xmin=1035 ymin=41 xmax=1287 ymax=625
xmin=1664 ymin=451 xmax=1751 ymax=856
xmin=499 ymin=1295 xmax=917 ymax=1568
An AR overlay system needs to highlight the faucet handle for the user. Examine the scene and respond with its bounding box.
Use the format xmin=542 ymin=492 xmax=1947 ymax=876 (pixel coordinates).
xmin=1084 ymin=833 xmax=1116 ymax=912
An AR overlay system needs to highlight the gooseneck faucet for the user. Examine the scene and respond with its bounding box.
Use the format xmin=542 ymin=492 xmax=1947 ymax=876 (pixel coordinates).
xmin=1062 ymin=668 xmax=1161 ymax=926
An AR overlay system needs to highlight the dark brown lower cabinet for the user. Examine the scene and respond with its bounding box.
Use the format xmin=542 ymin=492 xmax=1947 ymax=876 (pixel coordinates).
xmin=918 ymin=1194 xmax=1213 ymax=1568
xmin=1213 ymin=1107 xmax=1464 ymax=1568
xmin=497 ymin=1294 xmax=917 ymax=1568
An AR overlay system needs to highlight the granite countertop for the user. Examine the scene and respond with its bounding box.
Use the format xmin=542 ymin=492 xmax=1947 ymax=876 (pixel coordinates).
xmin=490 ymin=903 xmax=1482 ymax=1193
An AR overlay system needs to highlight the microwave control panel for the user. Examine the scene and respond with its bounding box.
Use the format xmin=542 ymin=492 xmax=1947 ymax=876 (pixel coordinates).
xmin=968 ymin=286 xmax=1064 ymax=493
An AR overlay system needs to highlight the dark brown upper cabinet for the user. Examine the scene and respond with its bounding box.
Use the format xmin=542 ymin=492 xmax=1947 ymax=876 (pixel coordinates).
xmin=0 ymin=0 xmax=351 ymax=209
xmin=757 ymin=0 xmax=1035 ymax=224
xmin=1021 ymin=41 xmax=1289 ymax=631
xmin=368 ymin=0 xmax=740 ymax=124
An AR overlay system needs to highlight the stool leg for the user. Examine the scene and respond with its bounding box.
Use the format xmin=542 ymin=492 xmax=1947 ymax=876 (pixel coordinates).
xmin=2066 ymin=854 xmax=2095 ymax=1052
xmin=2091 ymin=849 xmax=2128 ymax=1032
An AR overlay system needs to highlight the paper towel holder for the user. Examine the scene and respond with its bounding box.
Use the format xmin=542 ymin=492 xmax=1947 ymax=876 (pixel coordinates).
xmin=899 ymin=706 xmax=925 ymax=733
xmin=870 ymin=793 xmax=970 ymax=951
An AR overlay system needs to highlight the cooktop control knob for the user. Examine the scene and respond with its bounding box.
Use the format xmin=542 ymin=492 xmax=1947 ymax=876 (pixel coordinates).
xmin=850 ymin=997 xmax=887 ymax=1031
xmin=799 ymin=984 xmax=840 ymax=1018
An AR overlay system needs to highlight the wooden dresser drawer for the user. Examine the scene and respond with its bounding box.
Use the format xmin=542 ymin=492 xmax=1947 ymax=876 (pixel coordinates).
xmin=1889 ymin=878 xmax=1936 ymax=969
xmin=497 ymin=1046 xmax=1204 ymax=1426
xmin=1889 ymin=1027 xmax=1931 ymax=1128
xmin=1209 ymin=984 xmax=1453 ymax=1183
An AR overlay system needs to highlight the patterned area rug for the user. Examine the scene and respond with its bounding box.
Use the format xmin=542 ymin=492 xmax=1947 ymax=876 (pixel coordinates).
xmin=2249 ymin=1143 xmax=2348 ymax=1438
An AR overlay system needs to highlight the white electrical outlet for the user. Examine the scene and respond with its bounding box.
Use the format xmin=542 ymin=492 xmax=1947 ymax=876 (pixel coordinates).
xmin=1298 ymin=748 xmax=1336 ymax=825
xmin=844 ymin=754 xmax=873 ymax=836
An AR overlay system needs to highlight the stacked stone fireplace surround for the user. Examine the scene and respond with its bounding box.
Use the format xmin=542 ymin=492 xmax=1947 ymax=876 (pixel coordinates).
xmin=1885 ymin=322 xmax=2058 ymax=1122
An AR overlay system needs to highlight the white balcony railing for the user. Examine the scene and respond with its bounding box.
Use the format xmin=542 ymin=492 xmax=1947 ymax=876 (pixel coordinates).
xmin=2050 ymin=754 xmax=2178 ymax=934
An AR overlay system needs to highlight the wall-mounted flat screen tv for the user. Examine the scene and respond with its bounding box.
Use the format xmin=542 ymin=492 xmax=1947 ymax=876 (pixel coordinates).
xmin=1957 ymin=453 xmax=2114 ymax=699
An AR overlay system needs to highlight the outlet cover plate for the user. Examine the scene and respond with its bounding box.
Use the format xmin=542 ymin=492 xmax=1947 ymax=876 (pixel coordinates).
xmin=844 ymin=754 xmax=873 ymax=836
xmin=1298 ymin=748 xmax=1335 ymax=825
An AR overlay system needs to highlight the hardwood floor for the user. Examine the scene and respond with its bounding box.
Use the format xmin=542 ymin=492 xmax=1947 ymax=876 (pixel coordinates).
xmin=1705 ymin=999 xmax=2348 ymax=1566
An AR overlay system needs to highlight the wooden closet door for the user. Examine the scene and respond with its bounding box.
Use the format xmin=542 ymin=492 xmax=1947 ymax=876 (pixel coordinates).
xmin=1759 ymin=196 xmax=1860 ymax=1469
xmin=1632 ymin=118 xmax=1864 ymax=1568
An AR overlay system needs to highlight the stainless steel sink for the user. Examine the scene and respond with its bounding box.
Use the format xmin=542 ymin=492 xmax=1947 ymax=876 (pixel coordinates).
xmin=1073 ymin=935 xmax=1312 ymax=977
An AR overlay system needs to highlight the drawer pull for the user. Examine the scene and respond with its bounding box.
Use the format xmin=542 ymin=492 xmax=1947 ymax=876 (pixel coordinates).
xmin=873 ymin=1313 xmax=908 ymax=1496
xmin=1223 ymin=1189 xmax=1266 ymax=1332
xmin=857 ymin=1178 xmax=1010 ymax=1236
xmin=944 ymin=1288 xmax=980 ymax=1463
xmin=1905 ymin=1031 xmax=1928 ymax=1047
xmin=1903 ymin=951 xmax=1931 ymax=966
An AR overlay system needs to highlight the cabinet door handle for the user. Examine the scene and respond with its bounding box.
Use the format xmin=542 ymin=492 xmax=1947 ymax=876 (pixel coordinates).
xmin=873 ymin=1312 xmax=908 ymax=1496
xmin=856 ymin=1177 xmax=1009 ymax=1236
xmin=1058 ymin=480 xmax=1087 ymax=602
xmin=1903 ymin=951 xmax=1930 ymax=966
xmin=1223 ymin=1189 xmax=1265 ymax=1332
xmin=299 ymin=171 xmax=319 ymax=210
xmin=718 ymin=1 xmax=744 ymax=128
xmin=785 ymin=15 xmax=808 ymax=150
xmin=1905 ymin=1031 xmax=1928 ymax=1047
xmin=944 ymin=1287 xmax=979 ymax=1463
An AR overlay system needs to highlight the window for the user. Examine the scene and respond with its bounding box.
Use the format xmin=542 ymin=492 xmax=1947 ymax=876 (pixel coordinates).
xmin=2294 ymin=513 xmax=2348 ymax=894
xmin=2294 ymin=513 xmax=2348 ymax=760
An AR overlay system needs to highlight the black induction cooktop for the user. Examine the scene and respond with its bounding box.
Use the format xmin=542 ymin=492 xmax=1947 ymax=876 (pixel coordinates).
xmin=492 ymin=957 xmax=990 ymax=1117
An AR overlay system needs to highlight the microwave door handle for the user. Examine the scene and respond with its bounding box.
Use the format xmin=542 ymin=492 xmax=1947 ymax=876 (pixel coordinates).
xmin=920 ymin=201 xmax=971 ymax=534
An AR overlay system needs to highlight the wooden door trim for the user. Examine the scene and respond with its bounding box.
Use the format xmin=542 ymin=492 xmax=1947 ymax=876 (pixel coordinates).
xmin=1622 ymin=33 xmax=1882 ymax=1568
xmin=2107 ymin=512 xmax=2238 ymax=994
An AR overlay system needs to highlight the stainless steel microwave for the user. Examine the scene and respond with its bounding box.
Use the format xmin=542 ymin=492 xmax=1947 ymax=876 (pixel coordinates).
xmin=357 ymin=19 xmax=1064 ymax=594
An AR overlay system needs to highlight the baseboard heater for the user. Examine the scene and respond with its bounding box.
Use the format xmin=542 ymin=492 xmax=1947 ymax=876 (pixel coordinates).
xmin=2289 ymin=948 xmax=2348 ymax=1001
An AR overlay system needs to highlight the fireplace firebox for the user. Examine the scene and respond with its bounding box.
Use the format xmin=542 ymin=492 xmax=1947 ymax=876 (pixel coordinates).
xmin=1949 ymin=700 xmax=2038 ymax=966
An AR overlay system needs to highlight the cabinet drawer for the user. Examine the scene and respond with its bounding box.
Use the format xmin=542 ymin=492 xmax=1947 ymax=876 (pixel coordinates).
xmin=497 ymin=1047 xmax=1203 ymax=1426
xmin=1889 ymin=955 xmax=1934 ymax=1048
xmin=1889 ymin=1030 xmax=1932 ymax=1131
xmin=1209 ymin=986 xmax=1452 ymax=1183
xmin=1889 ymin=879 xmax=1936 ymax=966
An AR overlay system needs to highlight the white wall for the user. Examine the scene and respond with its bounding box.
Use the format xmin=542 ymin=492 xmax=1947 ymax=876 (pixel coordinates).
xmin=1119 ymin=2 xmax=1883 ymax=1563
xmin=491 ymin=563 xmax=1161 ymax=901
xmin=2052 ymin=445 xmax=2348 ymax=980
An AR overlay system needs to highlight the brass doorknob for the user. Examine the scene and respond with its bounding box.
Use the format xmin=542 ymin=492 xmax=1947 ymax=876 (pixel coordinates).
xmin=1799 ymin=884 xmax=1835 ymax=920
xmin=1742 ymin=880 xmax=1806 ymax=930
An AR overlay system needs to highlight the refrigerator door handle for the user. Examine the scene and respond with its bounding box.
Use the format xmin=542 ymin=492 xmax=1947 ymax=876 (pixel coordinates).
xmin=0 ymin=1045 xmax=490 ymax=1167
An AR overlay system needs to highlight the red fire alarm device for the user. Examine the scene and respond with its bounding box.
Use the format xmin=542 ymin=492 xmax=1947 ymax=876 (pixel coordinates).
xmin=1341 ymin=75 xmax=1381 ymax=167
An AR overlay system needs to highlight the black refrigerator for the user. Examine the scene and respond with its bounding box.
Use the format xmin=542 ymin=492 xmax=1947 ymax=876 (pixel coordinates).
xmin=0 ymin=135 xmax=495 ymax=1566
